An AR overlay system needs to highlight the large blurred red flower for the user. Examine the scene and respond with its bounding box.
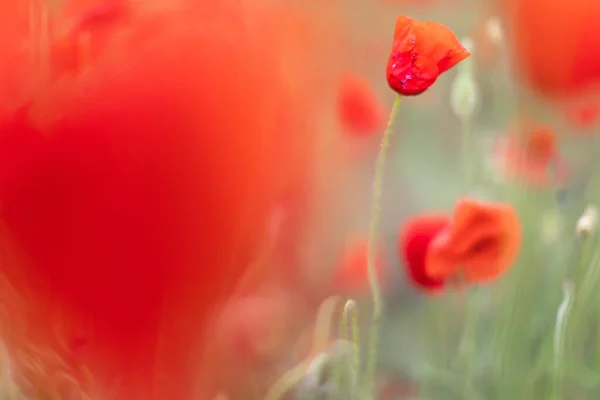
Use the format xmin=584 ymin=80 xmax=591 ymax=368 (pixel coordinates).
xmin=386 ymin=16 xmax=470 ymax=96
xmin=0 ymin=1 xmax=323 ymax=399
xmin=504 ymin=0 xmax=600 ymax=98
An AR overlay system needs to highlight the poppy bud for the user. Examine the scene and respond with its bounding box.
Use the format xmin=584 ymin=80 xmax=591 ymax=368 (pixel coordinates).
xmin=576 ymin=204 xmax=598 ymax=238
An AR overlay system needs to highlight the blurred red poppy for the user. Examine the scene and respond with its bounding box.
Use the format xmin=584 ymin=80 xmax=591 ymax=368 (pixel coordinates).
xmin=386 ymin=16 xmax=470 ymax=96
xmin=0 ymin=1 xmax=323 ymax=399
xmin=494 ymin=124 xmax=567 ymax=187
xmin=400 ymin=198 xmax=522 ymax=292
xmin=427 ymin=198 xmax=522 ymax=283
xmin=337 ymin=73 xmax=386 ymax=137
xmin=504 ymin=0 xmax=600 ymax=98
xmin=398 ymin=215 xmax=448 ymax=293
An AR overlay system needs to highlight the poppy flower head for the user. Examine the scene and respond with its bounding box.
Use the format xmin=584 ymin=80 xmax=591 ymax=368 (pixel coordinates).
xmin=386 ymin=16 xmax=471 ymax=96
xmin=494 ymin=124 xmax=567 ymax=188
xmin=337 ymin=73 xmax=386 ymax=136
xmin=399 ymin=215 xmax=449 ymax=292
xmin=426 ymin=198 xmax=522 ymax=283
xmin=526 ymin=127 xmax=557 ymax=164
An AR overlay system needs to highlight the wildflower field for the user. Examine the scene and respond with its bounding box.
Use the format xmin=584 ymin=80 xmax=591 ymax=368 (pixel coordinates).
xmin=0 ymin=0 xmax=600 ymax=399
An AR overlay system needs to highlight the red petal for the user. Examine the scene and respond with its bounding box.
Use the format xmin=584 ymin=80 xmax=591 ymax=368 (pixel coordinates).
xmin=398 ymin=215 xmax=449 ymax=292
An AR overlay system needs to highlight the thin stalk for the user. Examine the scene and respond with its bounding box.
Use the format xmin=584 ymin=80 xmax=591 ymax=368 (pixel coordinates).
xmin=551 ymin=282 xmax=574 ymax=400
xmin=459 ymin=289 xmax=477 ymax=398
xmin=459 ymin=115 xmax=473 ymax=193
xmin=364 ymin=95 xmax=402 ymax=391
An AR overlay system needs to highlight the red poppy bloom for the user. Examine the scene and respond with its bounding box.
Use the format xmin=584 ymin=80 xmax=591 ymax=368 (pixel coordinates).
xmin=504 ymin=0 xmax=600 ymax=98
xmin=398 ymin=215 xmax=448 ymax=293
xmin=337 ymin=73 xmax=386 ymax=136
xmin=0 ymin=2 xmax=322 ymax=399
xmin=386 ymin=16 xmax=470 ymax=96
xmin=427 ymin=198 xmax=522 ymax=283
xmin=400 ymin=198 xmax=522 ymax=292
xmin=494 ymin=124 xmax=568 ymax=187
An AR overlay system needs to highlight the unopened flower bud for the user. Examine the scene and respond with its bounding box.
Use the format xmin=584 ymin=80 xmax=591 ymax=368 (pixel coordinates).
xmin=576 ymin=204 xmax=598 ymax=238
xmin=450 ymin=42 xmax=479 ymax=121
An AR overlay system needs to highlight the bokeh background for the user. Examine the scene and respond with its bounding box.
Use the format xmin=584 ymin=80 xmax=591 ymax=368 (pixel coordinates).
xmin=1 ymin=0 xmax=600 ymax=399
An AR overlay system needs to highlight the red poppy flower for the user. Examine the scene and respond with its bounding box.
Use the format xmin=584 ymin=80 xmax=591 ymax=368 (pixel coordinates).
xmin=398 ymin=215 xmax=448 ymax=293
xmin=337 ymin=73 xmax=386 ymax=136
xmin=494 ymin=123 xmax=568 ymax=187
xmin=0 ymin=2 xmax=322 ymax=399
xmin=427 ymin=198 xmax=522 ymax=283
xmin=386 ymin=16 xmax=470 ymax=96
xmin=504 ymin=0 xmax=600 ymax=98
xmin=399 ymin=198 xmax=522 ymax=292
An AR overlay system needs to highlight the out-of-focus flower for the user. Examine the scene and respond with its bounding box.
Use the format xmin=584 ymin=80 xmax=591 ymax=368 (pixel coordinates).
xmin=331 ymin=238 xmax=386 ymax=294
xmin=576 ymin=204 xmax=598 ymax=238
xmin=337 ymin=73 xmax=386 ymax=137
xmin=564 ymin=102 xmax=600 ymax=130
xmin=400 ymin=198 xmax=521 ymax=292
xmin=0 ymin=1 xmax=329 ymax=399
xmin=399 ymin=215 xmax=449 ymax=293
xmin=386 ymin=16 xmax=471 ymax=96
xmin=494 ymin=124 xmax=568 ymax=187
xmin=427 ymin=198 xmax=522 ymax=283
xmin=503 ymin=0 xmax=600 ymax=98
xmin=450 ymin=39 xmax=479 ymax=121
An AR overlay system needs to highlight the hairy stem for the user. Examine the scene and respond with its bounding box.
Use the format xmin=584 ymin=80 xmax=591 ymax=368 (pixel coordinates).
xmin=365 ymin=95 xmax=401 ymax=391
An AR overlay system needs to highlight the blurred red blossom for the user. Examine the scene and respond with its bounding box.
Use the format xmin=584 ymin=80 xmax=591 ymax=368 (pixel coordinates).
xmin=399 ymin=215 xmax=448 ymax=293
xmin=0 ymin=1 xmax=331 ymax=399
xmin=386 ymin=16 xmax=470 ymax=96
xmin=399 ymin=198 xmax=522 ymax=292
xmin=337 ymin=73 xmax=386 ymax=136
xmin=504 ymin=0 xmax=600 ymax=98
xmin=494 ymin=123 xmax=568 ymax=187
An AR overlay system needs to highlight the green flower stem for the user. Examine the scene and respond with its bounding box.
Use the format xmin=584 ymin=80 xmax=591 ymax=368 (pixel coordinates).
xmin=365 ymin=95 xmax=401 ymax=391
xmin=494 ymin=190 xmax=536 ymax=397
xmin=338 ymin=299 xmax=360 ymax=397
xmin=458 ymin=289 xmax=477 ymax=398
xmin=551 ymin=282 xmax=574 ymax=400
xmin=457 ymin=102 xmax=476 ymax=398
xmin=459 ymin=115 xmax=473 ymax=193
xmin=568 ymin=230 xmax=600 ymax=370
